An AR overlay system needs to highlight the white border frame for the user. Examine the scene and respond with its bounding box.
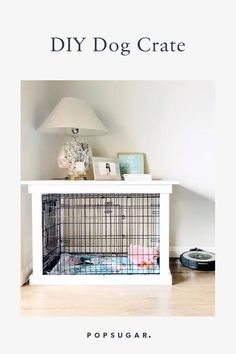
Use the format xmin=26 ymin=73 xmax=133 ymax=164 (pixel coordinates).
xmin=92 ymin=157 xmax=121 ymax=180
xmin=117 ymin=152 xmax=145 ymax=179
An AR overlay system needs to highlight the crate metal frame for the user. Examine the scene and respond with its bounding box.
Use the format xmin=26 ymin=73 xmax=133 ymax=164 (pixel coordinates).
xmin=42 ymin=193 xmax=160 ymax=276
xmin=22 ymin=180 xmax=178 ymax=285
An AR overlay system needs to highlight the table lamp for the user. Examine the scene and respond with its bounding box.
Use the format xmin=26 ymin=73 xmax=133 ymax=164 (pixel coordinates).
xmin=38 ymin=97 xmax=108 ymax=179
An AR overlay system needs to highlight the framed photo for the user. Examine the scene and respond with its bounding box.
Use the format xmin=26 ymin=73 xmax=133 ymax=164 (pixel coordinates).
xmin=92 ymin=157 xmax=121 ymax=180
xmin=117 ymin=153 xmax=145 ymax=179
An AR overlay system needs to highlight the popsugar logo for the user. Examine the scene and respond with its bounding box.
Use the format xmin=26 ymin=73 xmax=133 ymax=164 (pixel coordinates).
xmin=86 ymin=332 xmax=151 ymax=339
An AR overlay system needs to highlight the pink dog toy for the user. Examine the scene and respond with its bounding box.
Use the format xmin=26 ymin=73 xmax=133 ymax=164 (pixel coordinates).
xmin=128 ymin=244 xmax=159 ymax=268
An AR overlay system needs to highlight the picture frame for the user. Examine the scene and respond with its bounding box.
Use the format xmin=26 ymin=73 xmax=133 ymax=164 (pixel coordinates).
xmin=92 ymin=157 xmax=121 ymax=180
xmin=117 ymin=153 xmax=145 ymax=179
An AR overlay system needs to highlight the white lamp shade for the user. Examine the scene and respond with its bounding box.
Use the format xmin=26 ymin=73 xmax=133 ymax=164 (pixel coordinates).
xmin=38 ymin=97 xmax=108 ymax=136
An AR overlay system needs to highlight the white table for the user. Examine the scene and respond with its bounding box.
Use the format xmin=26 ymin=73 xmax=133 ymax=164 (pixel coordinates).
xmin=22 ymin=180 xmax=178 ymax=285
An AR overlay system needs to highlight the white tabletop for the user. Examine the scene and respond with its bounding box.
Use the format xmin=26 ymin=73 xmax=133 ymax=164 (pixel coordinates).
xmin=21 ymin=179 xmax=179 ymax=185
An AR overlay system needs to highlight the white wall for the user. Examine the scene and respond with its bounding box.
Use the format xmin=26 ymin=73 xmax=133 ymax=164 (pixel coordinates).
xmin=56 ymin=81 xmax=215 ymax=199
xmin=21 ymin=80 xmax=215 ymax=283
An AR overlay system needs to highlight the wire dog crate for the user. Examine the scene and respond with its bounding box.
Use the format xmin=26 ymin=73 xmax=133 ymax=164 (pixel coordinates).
xmin=42 ymin=193 xmax=160 ymax=276
xmin=23 ymin=180 xmax=178 ymax=285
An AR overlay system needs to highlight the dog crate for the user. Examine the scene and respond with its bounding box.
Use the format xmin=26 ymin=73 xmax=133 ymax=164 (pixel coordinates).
xmin=42 ymin=193 xmax=160 ymax=276
xmin=22 ymin=180 xmax=178 ymax=285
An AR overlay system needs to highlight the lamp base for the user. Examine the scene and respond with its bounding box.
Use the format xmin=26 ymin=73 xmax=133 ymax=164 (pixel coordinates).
xmin=65 ymin=175 xmax=87 ymax=180
xmin=57 ymin=135 xmax=92 ymax=179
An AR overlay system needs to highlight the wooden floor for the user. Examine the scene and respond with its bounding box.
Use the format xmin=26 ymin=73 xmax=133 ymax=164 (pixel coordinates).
xmin=21 ymin=259 xmax=215 ymax=316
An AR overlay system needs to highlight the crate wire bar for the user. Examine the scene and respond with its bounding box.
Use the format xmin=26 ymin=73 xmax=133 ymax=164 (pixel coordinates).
xmin=42 ymin=193 xmax=160 ymax=276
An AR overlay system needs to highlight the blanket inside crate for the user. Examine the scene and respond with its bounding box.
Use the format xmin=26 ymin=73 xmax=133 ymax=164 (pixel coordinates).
xmin=49 ymin=253 xmax=160 ymax=275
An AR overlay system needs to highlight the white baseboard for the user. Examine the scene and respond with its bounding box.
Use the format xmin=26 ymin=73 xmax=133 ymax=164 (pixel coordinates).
xmin=21 ymin=263 xmax=32 ymax=285
xmin=169 ymin=246 xmax=215 ymax=258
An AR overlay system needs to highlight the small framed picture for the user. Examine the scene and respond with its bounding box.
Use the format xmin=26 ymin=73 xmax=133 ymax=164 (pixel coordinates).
xmin=117 ymin=153 xmax=145 ymax=179
xmin=92 ymin=157 xmax=121 ymax=180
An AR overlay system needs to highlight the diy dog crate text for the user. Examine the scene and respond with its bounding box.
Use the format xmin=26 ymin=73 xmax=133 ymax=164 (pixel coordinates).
xmin=51 ymin=37 xmax=186 ymax=56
